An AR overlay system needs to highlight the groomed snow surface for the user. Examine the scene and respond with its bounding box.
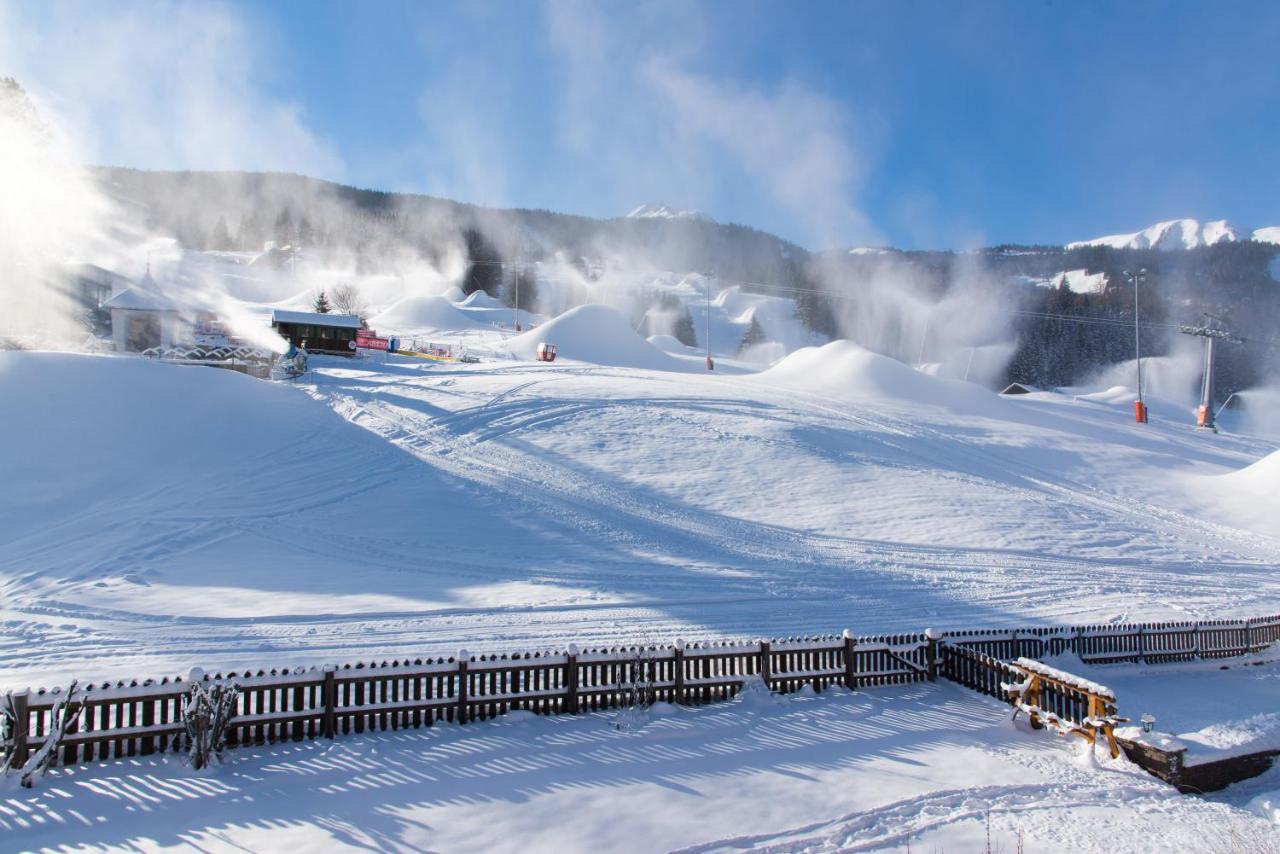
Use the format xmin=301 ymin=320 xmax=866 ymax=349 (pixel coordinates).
xmin=3 ymin=304 xmax=1280 ymax=851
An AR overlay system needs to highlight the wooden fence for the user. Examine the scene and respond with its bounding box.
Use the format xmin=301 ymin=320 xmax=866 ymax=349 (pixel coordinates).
xmin=2 ymin=614 xmax=1278 ymax=776
xmin=942 ymin=614 xmax=1280 ymax=664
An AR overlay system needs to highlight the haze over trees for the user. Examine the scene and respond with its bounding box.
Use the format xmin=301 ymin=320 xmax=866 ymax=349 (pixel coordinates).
xmin=92 ymin=167 xmax=1280 ymax=394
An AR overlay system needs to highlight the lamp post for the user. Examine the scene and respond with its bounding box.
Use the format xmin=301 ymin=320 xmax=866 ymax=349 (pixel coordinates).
xmin=1125 ymin=268 xmax=1148 ymax=423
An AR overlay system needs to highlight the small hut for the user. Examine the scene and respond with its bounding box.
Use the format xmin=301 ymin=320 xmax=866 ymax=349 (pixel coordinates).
xmin=105 ymin=268 xmax=185 ymax=352
xmin=1000 ymin=382 xmax=1040 ymax=395
xmin=271 ymin=310 xmax=361 ymax=355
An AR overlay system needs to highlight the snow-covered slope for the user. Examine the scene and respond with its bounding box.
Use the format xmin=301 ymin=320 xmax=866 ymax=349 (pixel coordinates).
xmin=3 ymin=344 xmax=1278 ymax=688
xmin=1018 ymin=268 xmax=1108 ymax=294
xmin=1067 ymin=218 xmax=1280 ymax=250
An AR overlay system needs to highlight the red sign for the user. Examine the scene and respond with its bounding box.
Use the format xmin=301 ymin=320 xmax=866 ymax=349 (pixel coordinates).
xmin=359 ymin=336 xmax=390 ymax=351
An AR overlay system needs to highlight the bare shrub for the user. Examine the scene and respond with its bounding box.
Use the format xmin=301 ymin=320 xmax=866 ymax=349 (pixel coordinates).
xmin=183 ymin=677 xmax=239 ymax=770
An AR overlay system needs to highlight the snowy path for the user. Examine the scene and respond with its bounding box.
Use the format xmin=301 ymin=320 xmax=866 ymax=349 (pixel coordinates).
xmin=1 ymin=351 xmax=1278 ymax=687
xmin=3 ymin=682 xmax=1274 ymax=852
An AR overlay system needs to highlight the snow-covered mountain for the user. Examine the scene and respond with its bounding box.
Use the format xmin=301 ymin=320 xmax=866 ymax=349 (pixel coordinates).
xmin=625 ymin=202 xmax=712 ymax=222
xmin=1067 ymin=218 xmax=1280 ymax=251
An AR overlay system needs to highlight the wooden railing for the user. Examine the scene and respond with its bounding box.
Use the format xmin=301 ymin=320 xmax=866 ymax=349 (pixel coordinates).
xmin=2 ymin=613 xmax=1277 ymax=776
xmin=0 ymin=631 xmax=928 ymax=772
xmin=939 ymin=645 xmax=1126 ymax=755
xmin=942 ymin=615 xmax=1280 ymax=664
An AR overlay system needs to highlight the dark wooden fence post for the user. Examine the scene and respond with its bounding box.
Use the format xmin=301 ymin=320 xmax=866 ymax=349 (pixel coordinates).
xmin=673 ymin=640 xmax=686 ymax=705
xmin=1137 ymin=625 xmax=1146 ymax=664
xmin=759 ymin=640 xmax=772 ymax=690
xmin=1192 ymin=623 xmax=1201 ymax=660
xmin=1244 ymin=619 xmax=1253 ymax=654
xmin=565 ymin=645 xmax=579 ymax=715
xmin=322 ymin=666 xmax=337 ymax=739
xmin=925 ymin=629 xmax=939 ymax=682
xmin=842 ymin=629 xmax=857 ymax=690
xmin=10 ymin=690 xmax=29 ymax=769
xmin=457 ymin=651 xmax=470 ymax=724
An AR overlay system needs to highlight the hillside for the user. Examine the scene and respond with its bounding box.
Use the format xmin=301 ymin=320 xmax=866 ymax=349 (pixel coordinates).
xmin=90 ymin=168 xmax=1280 ymax=396
xmin=3 ymin=342 xmax=1278 ymax=687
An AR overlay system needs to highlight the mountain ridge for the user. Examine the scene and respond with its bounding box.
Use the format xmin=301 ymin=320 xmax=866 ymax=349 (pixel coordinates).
xmin=1067 ymin=218 xmax=1280 ymax=251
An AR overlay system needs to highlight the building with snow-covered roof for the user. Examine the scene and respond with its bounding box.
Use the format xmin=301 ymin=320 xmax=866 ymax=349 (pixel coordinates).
xmin=104 ymin=268 xmax=188 ymax=352
xmin=271 ymin=309 xmax=361 ymax=355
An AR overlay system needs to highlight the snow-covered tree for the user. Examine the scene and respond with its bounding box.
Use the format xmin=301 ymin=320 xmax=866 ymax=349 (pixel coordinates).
xmin=313 ymin=290 xmax=331 ymax=313
xmin=738 ymin=315 xmax=767 ymax=353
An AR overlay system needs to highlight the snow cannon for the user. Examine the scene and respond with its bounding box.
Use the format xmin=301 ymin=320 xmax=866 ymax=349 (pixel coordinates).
xmin=1134 ymin=400 xmax=1148 ymax=424
xmin=536 ymin=342 xmax=557 ymax=363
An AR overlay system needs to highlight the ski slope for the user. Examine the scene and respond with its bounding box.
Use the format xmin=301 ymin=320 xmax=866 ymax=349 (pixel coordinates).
xmin=1 ymin=335 xmax=1278 ymax=688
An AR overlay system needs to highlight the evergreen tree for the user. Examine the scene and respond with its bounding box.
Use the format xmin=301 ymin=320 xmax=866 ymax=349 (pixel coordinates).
xmin=503 ymin=264 xmax=538 ymax=312
xmin=273 ymin=209 xmax=294 ymax=246
xmin=462 ymin=228 xmax=504 ymax=296
xmin=737 ymin=315 xmax=767 ymax=353
xmin=210 ymin=215 xmax=232 ymax=251
xmin=313 ymin=290 xmax=331 ymax=313
xmin=673 ymin=305 xmax=697 ymax=347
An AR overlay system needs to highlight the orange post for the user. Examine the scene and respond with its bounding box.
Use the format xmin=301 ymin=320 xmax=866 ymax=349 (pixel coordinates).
xmin=1134 ymin=400 xmax=1148 ymax=423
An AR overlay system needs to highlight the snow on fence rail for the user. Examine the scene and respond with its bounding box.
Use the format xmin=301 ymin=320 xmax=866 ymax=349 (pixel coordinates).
xmin=1 ymin=615 xmax=1277 ymax=777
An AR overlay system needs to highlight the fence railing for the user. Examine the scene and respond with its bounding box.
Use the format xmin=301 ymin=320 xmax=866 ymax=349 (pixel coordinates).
xmin=2 ymin=614 xmax=1277 ymax=776
xmin=942 ymin=615 xmax=1280 ymax=664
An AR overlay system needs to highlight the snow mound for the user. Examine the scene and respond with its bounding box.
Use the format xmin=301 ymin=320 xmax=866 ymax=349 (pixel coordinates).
xmin=439 ymin=285 xmax=466 ymax=303
xmin=370 ymin=295 xmax=481 ymax=332
xmin=459 ymin=290 xmax=505 ymax=309
xmin=1193 ymin=450 xmax=1280 ymax=537
xmin=506 ymin=304 xmax=685 ymax=370
xmin=1220 ymin=450 xmax=1280 ymax=494
xmin=647 ymin=334 xmax=696 ymax=354
xmin=752 ymin=340 xmax=1000 ymax=413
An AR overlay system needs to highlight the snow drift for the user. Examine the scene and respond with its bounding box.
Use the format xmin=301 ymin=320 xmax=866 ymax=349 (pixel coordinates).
xmin=751 ymin=339 xmax=1002 ymax=415
xmin=370 ymin=295 xmax=482 ymax=332
xmin=1196 ymin=450 xmax=1280 ymax=537
xmin=505 ymin=304 xmax=685 ymax=370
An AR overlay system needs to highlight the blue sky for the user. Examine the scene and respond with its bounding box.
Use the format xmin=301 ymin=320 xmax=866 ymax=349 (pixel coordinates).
xmin=4 ymin=0 xmax=1280 ymax=249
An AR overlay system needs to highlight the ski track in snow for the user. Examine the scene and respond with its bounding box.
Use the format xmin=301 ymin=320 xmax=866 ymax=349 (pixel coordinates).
xmin=1 ymin=355 xmax=1278 ymax=686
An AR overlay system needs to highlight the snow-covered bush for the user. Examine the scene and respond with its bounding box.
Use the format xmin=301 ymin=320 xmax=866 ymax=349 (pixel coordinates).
xmin=11 ymin=682 xmax=82 ymax=788
xmin=182 ymin=677 xmax=239 ymax=770
xmin=0 ymin=692 xmax=18 ymax=773
xmin=612 ymin=645 xmax=658 ymax=731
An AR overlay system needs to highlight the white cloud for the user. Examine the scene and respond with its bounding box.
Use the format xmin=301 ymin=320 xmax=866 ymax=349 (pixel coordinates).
xmin=541 ymin=0 xmax=879 ymax=248
xmin=0 ymin=0 xmax=342 ymax=178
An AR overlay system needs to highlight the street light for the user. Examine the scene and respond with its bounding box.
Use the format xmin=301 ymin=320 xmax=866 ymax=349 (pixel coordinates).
xmin=1124 ymin=268 xmax=1148 ymax=423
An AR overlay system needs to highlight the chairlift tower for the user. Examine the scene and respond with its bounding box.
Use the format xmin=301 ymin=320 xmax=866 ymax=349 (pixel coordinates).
xmin=1179 ymin=315 xmax=1242 ymax=432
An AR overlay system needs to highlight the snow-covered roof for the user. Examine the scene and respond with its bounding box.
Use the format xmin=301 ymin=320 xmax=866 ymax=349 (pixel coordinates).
xmin=271 ymin=309 xmax=362 ymax=328
xmin=1000 ymin=383 xmax=1040 ymax=395
xmin=104 ymin=286 xmax=180 ymax=312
